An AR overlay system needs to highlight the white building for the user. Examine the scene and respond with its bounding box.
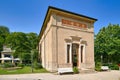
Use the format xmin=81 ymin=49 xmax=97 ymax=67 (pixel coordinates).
xmin=0 ymin=46 xmax=20 ymax=63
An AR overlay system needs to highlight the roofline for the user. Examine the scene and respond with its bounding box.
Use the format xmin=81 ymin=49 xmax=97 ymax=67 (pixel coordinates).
xmin=49 ymin=6 xmax=97 ymax=21
xmin=38 ymin=6 xmax=97 ymax=42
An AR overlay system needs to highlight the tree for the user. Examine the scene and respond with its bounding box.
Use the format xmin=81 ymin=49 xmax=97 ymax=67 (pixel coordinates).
xmin=5 ymin=32 xmax=39 ymax=64
xmin=5 ymin=32 xmax=31 ymax=63
xmin=0 ymin=26 xmax=10 ymax=38
xmin=95 ymin=24 xmax=120 ymax=64
xmin=22 ymin=53 xmax=31 ymax=64
xmin=0 ymin=36 xmax=4 ymax=51
xmin=0 ymin=25 xmax=39 ymax=64
xmin=26 ymin=32 xmax=38 ymax=49
xmin=26 ymin=33 xmax=39 ymax=62
xmin=0 ymin=26 xmax=10 ymax=51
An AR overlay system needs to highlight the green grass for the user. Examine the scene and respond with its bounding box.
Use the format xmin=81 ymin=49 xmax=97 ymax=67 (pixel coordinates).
xmin=0 ymin=66 xmax=48 ymax=75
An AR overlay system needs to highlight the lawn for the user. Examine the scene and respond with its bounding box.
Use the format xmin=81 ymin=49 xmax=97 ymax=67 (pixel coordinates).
xmin=0 ymin=66 xmax=48 ymax=75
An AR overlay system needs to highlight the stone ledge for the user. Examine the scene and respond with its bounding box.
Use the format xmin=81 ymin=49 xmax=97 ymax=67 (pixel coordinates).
xmin=2 ymin=67 xmax=22 ymax=70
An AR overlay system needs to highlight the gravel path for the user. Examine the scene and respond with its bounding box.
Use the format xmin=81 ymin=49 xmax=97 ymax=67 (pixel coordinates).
xmin=0 ymin=70 xmax=120 ymax=80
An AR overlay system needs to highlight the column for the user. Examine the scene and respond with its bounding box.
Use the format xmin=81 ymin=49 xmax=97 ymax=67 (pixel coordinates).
xmin=1 ymin=53 xmax=4 ymax=63
xmin=11 ymin=55 xmax=14 ymax=63
xmin=69 ymin=43 xmax=72 ymax=64
xmin=52 ymin=26 xmax=58 ymax=71
xmin=79 ymin=44 xmax=81 ymax=68
xmin=83 ymin=44 xmax=86 ymax=63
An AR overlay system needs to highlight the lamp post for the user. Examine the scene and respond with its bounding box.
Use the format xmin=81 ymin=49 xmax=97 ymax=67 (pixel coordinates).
xmin=31 ymin=50 xmax=34 ymax=73
xmin=101 ymin=55 xmax=103 ymax=66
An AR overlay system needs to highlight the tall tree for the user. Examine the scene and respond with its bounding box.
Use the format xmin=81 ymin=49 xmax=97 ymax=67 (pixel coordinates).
xmin=95 ymin=24 xmax=120 ymax=64
xmin=5 ymin=32 xmax=39 ymax=64
xmin=26 ymin=32 xmax=39 ymax=62
xmin=26 ymin=32 xmax=38 ymax=49
xmin=5 ymin=32 xmax=31 ymax=60
xmin=0 ymin=26 xmax=10 ymax=51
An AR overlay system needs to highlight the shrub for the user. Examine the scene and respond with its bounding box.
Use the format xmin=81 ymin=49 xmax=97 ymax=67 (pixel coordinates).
xmin=95 ymin=62 xmax=102 ymax=71
xmin=95 ymin=66 xmax=101 ymax=71
xmin=109 ymin=64 xmax=119 ymax=70
xmin=95 ymin=62 xmax=119 ymax=70
xmin=17 ymin=63 xmax=24 ymax=67
xmin=0 ymin=63 xmax=3 ymax=67
xmin=25 ymin=64 xmax=31 ymax=66
xmin=34 ymin=61 xmax=43 ymax=69
xmin=3 ymin=62 xmax=14 ymax=68
xmin=73 ymin=67 xmax=79 ymax=73
xmin=102 ymin=63 xmax=109 ymax=66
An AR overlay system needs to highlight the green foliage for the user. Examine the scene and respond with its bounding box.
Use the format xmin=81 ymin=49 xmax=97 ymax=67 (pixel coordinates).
xmin=0 ymin=26 xmax=10 ymax=40
xmin=95 ymin=67 xmax=101 ymax=71
xmin=6 ymin=32 xmax=30 ymax=51
xmin=5 ymin=32 xmax=30 ymax=61
xmin=0 ymin=36 xmax=4 ymax=51
xmin=33 ymin=49 xmax=39 ymax=61
xmin=26 ymin=32 xmax=38 ymax=49
xmin=0 ymin=26 xmax=10 ymax=51
xmin=95 ymin=62 xmax=102 ymax=71
xmin=22 ymin=53 xmax=31 ymax=64
xmin=0 ymin=26 xmax=39 ymax=65
xmin=34 ymin=61 xmax=43 ymax=69
xmin=73 ymin=67 xmax=79 ymax=73
xmin=0 ymin=26 xmax=9 ymax=35
xmin=2 ymin=62 xmax=15 ymax=68
xmin=95 ymin=24 xmax=120 ymax=64
xmin=0 ymin=66 xmax=48 ymax=74
xmin=17 ymin=63 xmax=24 ymax=67
xmin=95 ymin=62 xmax=119 ymax=71
xmin=109 ymin=63 xmax=119 ymax=70
xmin=5 ymin=32 xmax=38 ymax=64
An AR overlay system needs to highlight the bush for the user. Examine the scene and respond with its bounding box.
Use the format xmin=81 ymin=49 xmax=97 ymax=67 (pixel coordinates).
xmin=109 ymin=64 xmax=119 ymax=70
xmin=73 ymin=67 xmax=79 ymax=73
xmin=24 ymin=64 xmax=31 ymax=66
xmin=3 ymin=62 xmax=14 ymax=68
xmin=34 ymin=61 xmax=43 ymax=69
xmin=95 ymin=62 xmax=102 ymax=71
xmin=0 ymin=63 xmax=3 ymax=67
xmin=95 ymin=62 xmax=119 ymax=70
xmin=17 ymin=63 xmax=24 ymax=67
xmin=95 ymin=66 xmax=101 ymax=71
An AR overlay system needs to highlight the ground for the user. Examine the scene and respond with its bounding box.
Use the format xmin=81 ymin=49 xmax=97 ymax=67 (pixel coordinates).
xmin=0 ymin=70 xmax=120 ymax=80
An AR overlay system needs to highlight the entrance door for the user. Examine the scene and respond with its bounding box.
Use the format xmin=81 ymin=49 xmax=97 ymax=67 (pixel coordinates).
xmin=72 ymin=43 xmax=79 ymax=67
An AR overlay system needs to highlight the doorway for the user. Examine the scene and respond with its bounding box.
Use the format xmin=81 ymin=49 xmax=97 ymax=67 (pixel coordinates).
xmin=72 ymin=43 xmax=79 ymax=67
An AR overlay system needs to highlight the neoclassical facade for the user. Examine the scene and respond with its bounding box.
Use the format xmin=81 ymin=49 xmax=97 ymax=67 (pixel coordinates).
xmin=0 ymin=46 xmax=13 ymax=63
xmin=0 ymin=45 xmax=20 ymax=63
xmin=38 ymin=6 xmax=97 ymax=72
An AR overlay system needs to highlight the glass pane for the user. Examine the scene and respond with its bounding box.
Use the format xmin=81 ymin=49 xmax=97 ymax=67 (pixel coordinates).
xmin=67 ymin=45 xmax=70 ymax=63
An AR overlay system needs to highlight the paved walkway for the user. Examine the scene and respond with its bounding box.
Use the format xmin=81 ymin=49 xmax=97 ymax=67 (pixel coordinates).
xmin=0 ymin=70 xmax=120 ymax=80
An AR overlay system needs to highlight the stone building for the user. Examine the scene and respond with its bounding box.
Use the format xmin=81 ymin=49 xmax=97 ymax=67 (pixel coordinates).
xmin=0 ymin=46 xmax=20 ymax=63
xmin=38 ymin=6 xmax=97 ymax=72
xmin=0 ymin=46 xmax=13 ymax=63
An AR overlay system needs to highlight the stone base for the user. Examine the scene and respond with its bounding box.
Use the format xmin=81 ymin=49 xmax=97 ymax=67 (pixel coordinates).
xmin=79 ymin=68 xmax=96 ymax=74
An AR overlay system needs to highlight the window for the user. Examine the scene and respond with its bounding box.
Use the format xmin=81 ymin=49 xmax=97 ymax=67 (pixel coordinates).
xmin=67 ymin=44 xmax=70 ymax=63
xmin=81 ymin=46 xmax=83 ymax=63
xmin=4 ymin=54 xmax=11 ymax=58
xmin=81 ymin=44 xmax=85 ymax=63
xmin=72 ymin=43 xmax=79 ymax=67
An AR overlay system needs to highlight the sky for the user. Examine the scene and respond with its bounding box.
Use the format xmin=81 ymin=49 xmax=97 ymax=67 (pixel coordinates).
xmin=0 ymin=0 xmax=120 ymax=34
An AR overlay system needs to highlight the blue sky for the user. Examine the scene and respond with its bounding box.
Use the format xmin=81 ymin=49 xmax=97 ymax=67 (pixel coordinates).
xmin=0 ymin=0 xmax=120 ymax=34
